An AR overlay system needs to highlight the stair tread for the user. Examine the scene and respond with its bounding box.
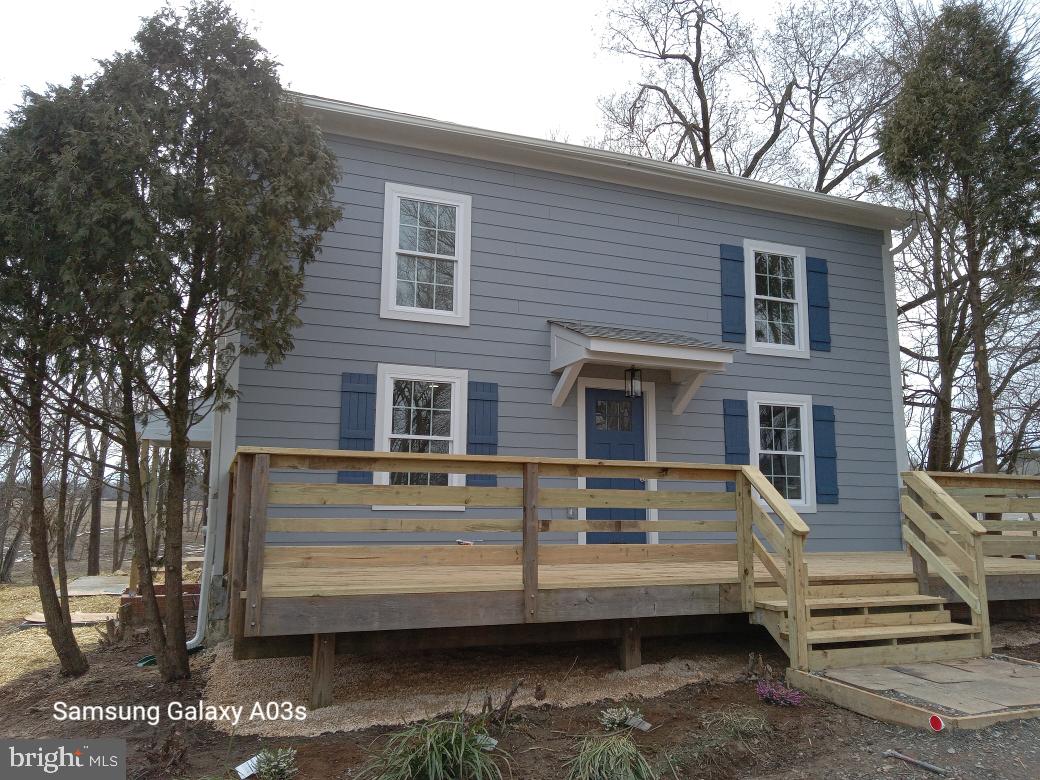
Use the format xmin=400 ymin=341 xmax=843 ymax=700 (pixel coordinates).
xmin=756 ymin=594 xmax=947 ymax=611
xmin=805 ymin=622 xmax=979 ymax=643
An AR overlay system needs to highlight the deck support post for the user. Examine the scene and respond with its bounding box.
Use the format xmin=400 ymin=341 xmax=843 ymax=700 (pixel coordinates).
xmin=522 ymin=462 xmax=540 ymax=622
xmin=310 ymin=632 xmax=336 ymax=709
xmin=243 ymin=454 xmax=270 ymax=637
xmin=618 ymin=619 xmax=642 ymax=670
xmin=735 ymin=469 xmax=756 ymax=612
xmin=229 ymin=453 xmax=255 ymax=658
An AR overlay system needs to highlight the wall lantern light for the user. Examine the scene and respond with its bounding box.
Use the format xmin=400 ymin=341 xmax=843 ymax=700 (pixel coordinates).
xmin=624 ymin=367 xmax=642 ymax=398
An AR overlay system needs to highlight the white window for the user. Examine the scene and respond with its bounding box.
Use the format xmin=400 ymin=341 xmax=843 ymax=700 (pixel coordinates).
xmin=744 ymin=239 xmax=809 ymax=359
xmin=374 ymin=364 xmax=468 ymax=502
xmin=380 ymin=183 xmax=471 ymax=326
xmin=748 ymin=391 xmax=816 ymax=513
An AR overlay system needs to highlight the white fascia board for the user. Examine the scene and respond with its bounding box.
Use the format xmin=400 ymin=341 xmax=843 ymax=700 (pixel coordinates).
xmin=297 ymin=94 xmax=913 ymax=232
xmin=585 ymin=336 xmax=734 ymax=367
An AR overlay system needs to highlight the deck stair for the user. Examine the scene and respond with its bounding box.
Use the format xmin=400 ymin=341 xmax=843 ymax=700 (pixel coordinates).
xmin=751 ymin=580 xmax=983 ymax=671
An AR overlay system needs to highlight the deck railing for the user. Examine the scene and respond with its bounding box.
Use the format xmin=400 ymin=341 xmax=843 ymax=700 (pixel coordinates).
xmin=226 ymin=447 xmax=812 ymax=653
xmin=900 ymin=471 xmax=992 ymax=654
xmin=738 ymin=466 xmax=812 ymax=669
xmin=927 ymin=471 xmax=1040 ymax=558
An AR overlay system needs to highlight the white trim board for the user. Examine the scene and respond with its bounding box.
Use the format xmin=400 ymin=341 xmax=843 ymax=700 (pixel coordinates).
xmin=373 ymin=363 xmax=469 ymax=511
xmin=575 ymin=377 xmax=659 ymax=545
xmin=743 ymin=239 xmax=811 ymax=360
xmin=380 ymin=182 xmax=472 ymax=327
xmin=747 ymin=390 xmax=817 ymax=514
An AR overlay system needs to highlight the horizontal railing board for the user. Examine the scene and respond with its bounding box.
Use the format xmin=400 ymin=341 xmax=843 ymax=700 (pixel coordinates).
xmin=545 ymin=520 xmax=736 ymax=533
xmin=928 ymin=472 xmax=1040 ymax=490
xmin=236 ymin=446 xmax=741 ymax=481
xmin=981 ymin=538 xmax=1040 ymax=555
xmin=538 ymin=488 xmax=736 ymax=510
xmin=956 ymin=497 xmax=1040 ymax=513
xmin=267 ymin=517 xmax=524 ymax=533
xmin=264 ymin=517 xmax=739 ymax=534
xmin=265 ymin=545 xmax=523 ymax=568
xmin=268 ymin=484 xmax=524 ymax=507
xmin=263 ymin=542 xmax=739 ymax=568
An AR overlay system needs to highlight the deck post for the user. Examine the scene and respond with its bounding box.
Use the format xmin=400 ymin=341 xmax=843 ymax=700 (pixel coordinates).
xmin=618 ymin=618 xmax=642 ymax=670
xmin=229 ymin=453 xmax=255 ymax=657
xmin=310 ymin=632 xmax=336 ymax=709
xmin=735 ymin=469 xmax=756 ymax=612
xmin=244 ymin=454 xmax=270 ymax=637
xmin=967 ymin=534 xmax=992 ymax=655
xmin=522 ymin=462 xmax=540 ymax=622
xmin=784 ymin=526 xmax=810 ymax=671
xmin=903 ymin=482 xmax=930 ymax=595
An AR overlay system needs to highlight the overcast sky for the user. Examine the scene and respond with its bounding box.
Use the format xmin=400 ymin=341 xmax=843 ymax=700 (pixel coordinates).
xmin=0 ymin=0 xmax=770 ymax=141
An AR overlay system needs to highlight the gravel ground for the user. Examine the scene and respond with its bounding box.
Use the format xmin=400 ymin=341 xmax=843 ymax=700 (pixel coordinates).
xmin=750 ymin=700 xmax=1040 ymax=779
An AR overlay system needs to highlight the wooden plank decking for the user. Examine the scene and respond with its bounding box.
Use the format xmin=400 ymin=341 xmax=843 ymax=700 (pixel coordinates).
xmin=258 ymin=552 xmax=1040 ymax=598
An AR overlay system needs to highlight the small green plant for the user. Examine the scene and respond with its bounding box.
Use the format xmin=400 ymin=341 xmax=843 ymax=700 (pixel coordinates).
xmin=566 ymin=732 xmax=657 ymax=780
xmin=598 ymin=706 xmax=643 ymax=732
xmin=362 ymin=712 xmax=507 ymax=780
xmin=255 ymin=747 xmax=298 ymax=780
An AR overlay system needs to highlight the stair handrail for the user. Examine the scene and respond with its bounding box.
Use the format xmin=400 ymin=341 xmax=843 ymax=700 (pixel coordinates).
xmin=737 ymin=465 xmax=812 ymax=670
xmin=900 ymin=471 xmax=991 ymax=654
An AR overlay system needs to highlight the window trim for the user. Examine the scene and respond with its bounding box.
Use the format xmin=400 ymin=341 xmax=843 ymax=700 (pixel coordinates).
xmin=380 ymin=182 xmax=472 ymax=326
xmin=373 ymin=363 xmax=469 ymax=510
xmin=743 ymin=239 xmax=810 ymax=359
xmin=747 ymin=390 xmax=817 ymax=514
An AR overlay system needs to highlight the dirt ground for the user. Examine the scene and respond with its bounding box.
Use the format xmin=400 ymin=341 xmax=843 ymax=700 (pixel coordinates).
xmin=3 ymin=603 xmax=1040 ymax=779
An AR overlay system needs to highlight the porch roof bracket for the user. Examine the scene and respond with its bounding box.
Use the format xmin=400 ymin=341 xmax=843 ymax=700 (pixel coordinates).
xmin=552 ymin=361 xmax=584 ymax=408
xmin=671 ymin=371 xmax=709 ymax=416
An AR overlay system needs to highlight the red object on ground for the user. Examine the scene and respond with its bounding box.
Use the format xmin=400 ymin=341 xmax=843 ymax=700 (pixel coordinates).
xmin=928 ymin=714 xmax=944 ymax=732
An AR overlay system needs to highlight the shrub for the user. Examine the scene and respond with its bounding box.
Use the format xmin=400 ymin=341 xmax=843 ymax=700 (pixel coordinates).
xmin=566 ymin=732 xmax=657 ymax=780
xmin=362 ymin=712 xmax=506 ymax=780
xmin=255 ymin=747 xmax=298 ymax=780
xmin=755 ymin=680 xmax=806 ymax=707
xmin=598 ymin=706 xmax=644 ymax=732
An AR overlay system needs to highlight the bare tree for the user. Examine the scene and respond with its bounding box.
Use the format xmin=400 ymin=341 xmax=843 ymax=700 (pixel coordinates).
xmin=598 ymin=0 xmax=895 ymax=194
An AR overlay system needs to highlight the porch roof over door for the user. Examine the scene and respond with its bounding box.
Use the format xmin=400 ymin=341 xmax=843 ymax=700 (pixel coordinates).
xmin=548 ymin=320 xmax=735 ymax=415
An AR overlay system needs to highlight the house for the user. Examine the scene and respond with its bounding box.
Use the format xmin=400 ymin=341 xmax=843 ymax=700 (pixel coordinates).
xmin=193 ymin=98 xmax=1040 ymax=718
xmin=207 ymin=95 xmax=910 ymax=555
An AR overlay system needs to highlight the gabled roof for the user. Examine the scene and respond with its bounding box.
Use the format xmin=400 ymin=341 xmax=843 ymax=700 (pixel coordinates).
xmin=296 ymin=93 xmax=911 ymax=232
xmin=549 ymin=320 xmax=734 ymax=352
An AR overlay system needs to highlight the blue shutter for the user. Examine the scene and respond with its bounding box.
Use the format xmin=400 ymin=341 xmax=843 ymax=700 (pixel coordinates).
xmin=338 ymin=372 xmax=376 ymax=484
xmin=466 ymin=381 xmax=499 ymax=486
xmin=722 ymin=398 xmax=750 ymax=491
xmin=720 ymin=244 xmax=745 ymax=343
xmin=813 ymin=404 xmax=838 ymax=504
xmin=806 ymin=257 xmax=831 ymax=352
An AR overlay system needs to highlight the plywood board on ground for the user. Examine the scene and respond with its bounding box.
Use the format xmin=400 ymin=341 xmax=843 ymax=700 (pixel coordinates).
xmin=794 ymin=656 xmax=1040 ymax=729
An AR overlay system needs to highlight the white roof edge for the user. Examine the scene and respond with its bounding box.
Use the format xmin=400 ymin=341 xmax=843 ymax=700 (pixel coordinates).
xmin=295 ymin=93 xmax=911 ymax=232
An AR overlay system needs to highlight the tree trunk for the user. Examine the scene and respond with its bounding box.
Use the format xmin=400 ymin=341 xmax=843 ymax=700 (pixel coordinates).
xmin=112 ymin=451 xmax=126 ymax=572
xmin=54 ymin=400 xmax=74 ymax=625
xmin=26 ymin=351 xmax=88 ymax=676
xmin=118 ymin=357 xmax=172 ymax=678
xmin=161 ymin=360 xmax=193 ymax=680
xmin=964 ymin=224 xmax=999 ymax=472
xmin=0 ymin=523 xmax=25 ymax=583
xmin=87 ymin=433 xmax=108 ymax=576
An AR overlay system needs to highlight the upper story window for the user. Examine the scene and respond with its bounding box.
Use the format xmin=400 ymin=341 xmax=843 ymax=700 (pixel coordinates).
xmin=743 ymin=239 xmax=809 ymax=359
xmin=380 ymin=182 xmax=471 ymax=326
xmin=748 ymin=391 xmax=816 ymax=513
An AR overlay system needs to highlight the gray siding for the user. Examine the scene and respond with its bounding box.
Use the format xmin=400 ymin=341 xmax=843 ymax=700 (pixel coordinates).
xmin=237 ymin=135 xmax=902 ymax=552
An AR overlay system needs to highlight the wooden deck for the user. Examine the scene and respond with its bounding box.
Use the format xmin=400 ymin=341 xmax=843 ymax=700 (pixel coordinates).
xmin=224 ymin=448 xmax=1040 ymax=711
xmin=261 ymin=552 xmax=1040 ymax=598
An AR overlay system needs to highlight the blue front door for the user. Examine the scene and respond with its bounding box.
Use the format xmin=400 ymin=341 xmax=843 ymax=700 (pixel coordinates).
xmin=585 ymin=388 xmax=647 ymax=544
